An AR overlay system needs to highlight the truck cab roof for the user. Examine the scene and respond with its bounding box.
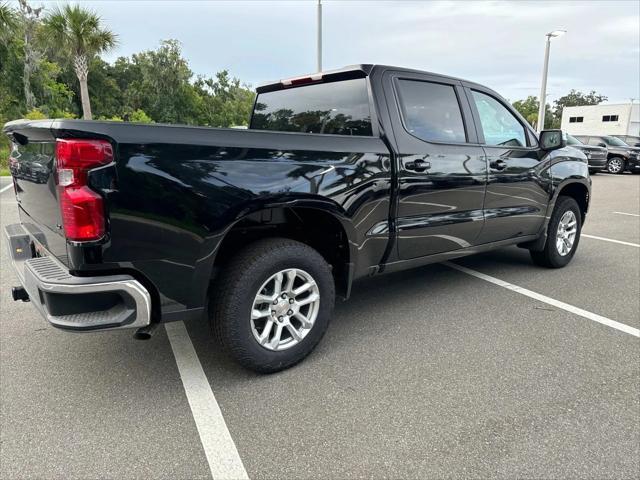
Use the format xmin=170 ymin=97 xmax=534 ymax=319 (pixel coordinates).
xmin=257 ymin=64 xmax=480 ymax=94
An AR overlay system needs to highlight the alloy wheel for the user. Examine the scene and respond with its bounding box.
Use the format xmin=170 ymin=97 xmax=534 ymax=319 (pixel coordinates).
xmin=250 ymin=268 xmax=320 ymax=351
xmin=556 ymin=210 xmax=577 ymax=256
xmin=607 ymin=157 xmax=623 ymax=174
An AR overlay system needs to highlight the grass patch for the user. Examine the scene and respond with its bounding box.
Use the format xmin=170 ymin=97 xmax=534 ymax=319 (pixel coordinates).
xmin=0 ymin=147 xmax=8 ymax=175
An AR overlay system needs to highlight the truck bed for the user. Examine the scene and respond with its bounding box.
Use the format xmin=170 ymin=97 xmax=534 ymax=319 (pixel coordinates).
xmin=4 ymin=119 xmax=392 ymax=321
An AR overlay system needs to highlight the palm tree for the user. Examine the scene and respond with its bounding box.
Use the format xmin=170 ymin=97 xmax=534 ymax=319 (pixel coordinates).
xmin=0 ymin=3 xmax=19 ymax=42
xmin=43 ymin=5 xmax=116 ymax=119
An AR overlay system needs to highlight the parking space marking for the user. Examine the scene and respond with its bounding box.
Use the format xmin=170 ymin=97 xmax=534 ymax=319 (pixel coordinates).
xmin=444 ymin=262 xmax=640 ymax=338
xmin=165 ymin=321 xmax=249 ymax=480
xmin=582 ymin=234 xmax=640 ymax=248
xmin=613 ymin=211 xmax=640 ymax=217
xmin=1 ymin=183 xmax=13 ymax=194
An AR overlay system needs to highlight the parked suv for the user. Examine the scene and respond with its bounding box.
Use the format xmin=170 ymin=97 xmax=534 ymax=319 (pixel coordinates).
xmin=575 ymin=135 xmax=640 ymax=174
xmin=4 ymin=64 xmax=591 ymax=373
xmin=566 ymin=134 xmax=607 ymax=174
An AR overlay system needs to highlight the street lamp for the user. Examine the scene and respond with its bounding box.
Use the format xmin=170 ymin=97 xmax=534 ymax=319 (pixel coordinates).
xmin=537 ymin=29 xmax=566 ymax=132
xmin=317 ymin=0 xmax=322 ymax=72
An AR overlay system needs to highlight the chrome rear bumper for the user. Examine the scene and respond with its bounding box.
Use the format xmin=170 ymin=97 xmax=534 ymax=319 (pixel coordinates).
xmin=5 ymin=223 xmax=151 ymax=331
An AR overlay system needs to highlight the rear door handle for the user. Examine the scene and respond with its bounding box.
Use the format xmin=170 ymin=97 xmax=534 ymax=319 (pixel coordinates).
xmin=404 ymin=159 xmax=431 ymax=172
xmin=490 ymin=159 xmax=507 ymax=171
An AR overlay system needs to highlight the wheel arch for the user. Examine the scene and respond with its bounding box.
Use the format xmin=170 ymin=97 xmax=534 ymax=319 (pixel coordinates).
xmin=208 ymin=199 xmax=356 ymax=300
xmin=555 ymin=181 xmax=590 ymax=222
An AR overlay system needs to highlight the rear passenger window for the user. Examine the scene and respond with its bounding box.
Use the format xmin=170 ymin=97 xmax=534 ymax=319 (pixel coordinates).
xmin=472 ymin=91 xmax=527 ymax=147
xmin=396 ymin=79 xmax=467 ymax=143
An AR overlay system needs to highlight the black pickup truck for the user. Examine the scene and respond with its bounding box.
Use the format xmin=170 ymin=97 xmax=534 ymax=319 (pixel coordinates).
xmin=4 ymin=65 xmax=590 ymax=372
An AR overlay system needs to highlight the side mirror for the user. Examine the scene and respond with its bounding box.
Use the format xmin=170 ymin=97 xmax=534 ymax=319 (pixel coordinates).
xmin=540 ymin=129 xmax=566 ymax=151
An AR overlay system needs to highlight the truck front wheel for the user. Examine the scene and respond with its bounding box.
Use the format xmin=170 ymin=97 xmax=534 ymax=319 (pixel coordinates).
xmin=210 ymin=238 xmax=335 ymax=373
xmin=530 ymin=196 xmax=582 ymax=268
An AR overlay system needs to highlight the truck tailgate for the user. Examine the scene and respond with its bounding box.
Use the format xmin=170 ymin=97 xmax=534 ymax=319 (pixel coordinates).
xmin=5 ymin=121 xmax=67 ymax=261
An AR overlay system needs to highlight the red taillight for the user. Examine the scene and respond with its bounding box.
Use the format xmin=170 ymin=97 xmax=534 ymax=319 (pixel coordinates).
xmin=55 ymin=139 xmax=113 ymax=241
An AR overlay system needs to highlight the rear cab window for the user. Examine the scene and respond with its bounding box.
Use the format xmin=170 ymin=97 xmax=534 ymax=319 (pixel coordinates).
xmin=250 ymin=78 xmax=373 ymax=136
xmin=395 ymin=79 xmax=467 ymax=143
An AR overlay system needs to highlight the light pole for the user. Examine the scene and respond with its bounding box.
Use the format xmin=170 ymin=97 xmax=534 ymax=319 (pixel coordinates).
xmin=317 ymin=0 xmax=322 ymax=72
xmin=537 ymin=30 xmax=566 ymax=132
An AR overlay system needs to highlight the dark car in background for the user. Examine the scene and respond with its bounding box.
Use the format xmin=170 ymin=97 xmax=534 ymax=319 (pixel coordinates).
xmin=566 ymin=134 xmax=607 ymax=174
xmin=575 ymin=135 xmax=640 ymax=174
xmin=614 ymin=135 xmax=640 ymax=147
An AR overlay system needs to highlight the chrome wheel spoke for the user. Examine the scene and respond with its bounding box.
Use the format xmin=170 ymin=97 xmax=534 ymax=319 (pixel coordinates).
xmin=273 ymin=272 xmax=284 ymax=296
xmin=294 ymin=312 xmax=313 ymax=328
xmin=293 ymin=282 xmax=313 ymax=296
xmin=255 ymin=293 xmax=274 ymax=304
xmin=258 ymin=320 xmax=274 ymax=345
xmin=268 ymin=323 xmax=284 ymax=350
xmin=296 ymin=293 xmax=319 ymax=307
xmin=252 ymin=308 xmax=269 ymax=319
xmin=284 ymin=270 xmax=296 ymax=293
xmin=285 ymin=323 xmax=302 ymax=342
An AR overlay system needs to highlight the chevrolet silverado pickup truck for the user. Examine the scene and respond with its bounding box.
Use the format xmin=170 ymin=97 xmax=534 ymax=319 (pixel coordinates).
xmin=4 ymin=65 xmax=591 ymax=373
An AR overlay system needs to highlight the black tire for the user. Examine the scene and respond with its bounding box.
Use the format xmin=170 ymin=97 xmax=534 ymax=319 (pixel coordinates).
xmin=530 ymin=196 xmax=582 ymax=268
xmin=210 ymin=237 xmax=335 ymax=373
xmin=606 ymin=156 xmax=625 ymax=174
xmin=588 ymin=169 xmax=597 ymax=175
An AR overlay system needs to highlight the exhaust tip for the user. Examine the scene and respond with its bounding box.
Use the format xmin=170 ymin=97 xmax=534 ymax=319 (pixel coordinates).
xmin=11 ymin=286 xmax=29 ymax=302
xmin=134 ymin=323 xmax=158 ymax=340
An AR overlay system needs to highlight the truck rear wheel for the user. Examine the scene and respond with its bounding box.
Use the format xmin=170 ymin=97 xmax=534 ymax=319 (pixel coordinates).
xmin=530 ymin=196 xmax=582 ymax=268
xmin=210 ymin=238 xmax=335 ymax=373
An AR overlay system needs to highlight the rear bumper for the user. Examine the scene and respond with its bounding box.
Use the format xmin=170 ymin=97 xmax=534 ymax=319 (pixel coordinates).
xmin=5 ymin=223 xmax=151 ymax=332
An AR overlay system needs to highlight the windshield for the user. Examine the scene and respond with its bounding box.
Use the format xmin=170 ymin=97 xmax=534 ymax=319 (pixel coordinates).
xmin=566 ymin=134 xmax=583 ymax=146
xmin=604 ymin=136 xmax=629 ymax=147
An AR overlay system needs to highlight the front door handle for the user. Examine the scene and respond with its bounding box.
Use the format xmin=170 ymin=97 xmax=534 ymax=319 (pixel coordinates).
xmin=404 ymin=159 xmax=431 ymax=172
xmin=490 ymin=159 xmax=507 ymax=171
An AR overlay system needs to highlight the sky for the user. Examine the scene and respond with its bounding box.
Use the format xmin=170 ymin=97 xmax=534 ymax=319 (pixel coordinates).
xmin=30 ymin=0 xmax=640 ymax=104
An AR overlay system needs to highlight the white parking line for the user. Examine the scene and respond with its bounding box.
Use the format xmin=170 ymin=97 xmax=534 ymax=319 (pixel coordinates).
xmin=582 ymin=234 xmax=640 ymax=248
xmin=1 ymin=183 xmax=13 ymax=194
xmin=613 ymin=211 xmax=640 ymax=217
xmin=444 ymin=261 xmax=640 ymax=338
xmin=165 ymin=321 xmax=249 ymax=480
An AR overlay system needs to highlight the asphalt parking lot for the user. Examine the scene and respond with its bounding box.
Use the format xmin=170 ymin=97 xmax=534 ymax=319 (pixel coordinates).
xmin=1 ymin=173 xmax=638 ymax=479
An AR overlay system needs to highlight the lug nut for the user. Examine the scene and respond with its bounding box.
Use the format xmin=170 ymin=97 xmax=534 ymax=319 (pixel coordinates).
xmin=271 ymin=310 xmax=276 ymax=315
xmin=289 ymin=298 xmax=294 ymax=304
xmin=278 ymin=316 xmax=284 ymax=322
xmin=281 ymin=293 xmax=287 ymax=299
xmin=287 ymin=309 xmax=293 ymax=315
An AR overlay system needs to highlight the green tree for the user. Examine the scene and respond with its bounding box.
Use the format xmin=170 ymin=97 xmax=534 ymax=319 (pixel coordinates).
xmin=16 ymin=0 xmax=44 ymax=110
xmin=194 ymin=70 xmax=255 ymax=127
xmin=553 ymin=90 xmax=607 ymax=125
xmin=43 ymin=4 xmax=117 ymax=119
xmin=512 ymin=96 xmax=555 ymax=129
xmin=120 ymin=40 xmax=199 ymax=124
xmin=0 ymin=2 xmax=19 ymax=42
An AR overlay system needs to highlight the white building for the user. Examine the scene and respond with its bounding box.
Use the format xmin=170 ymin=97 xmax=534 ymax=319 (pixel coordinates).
xmin=561 ymin=103 xmax=640 ymax=136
